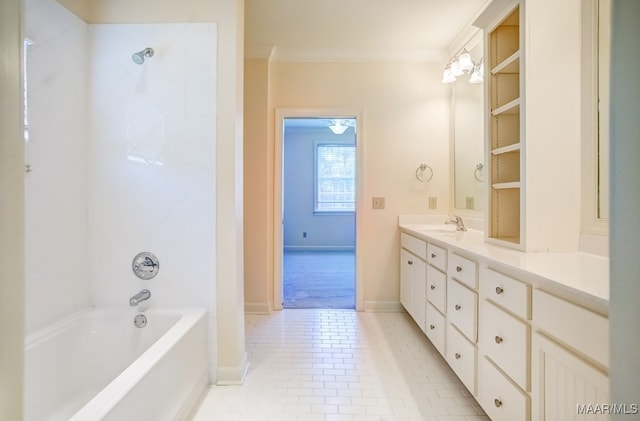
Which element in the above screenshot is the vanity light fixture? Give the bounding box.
[441,49,483,84]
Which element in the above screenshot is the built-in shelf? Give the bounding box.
[484,3,523,250]
[492,182,521,189]
[492,98,520,116]
[491,50,520,74]
[491,143,521,155]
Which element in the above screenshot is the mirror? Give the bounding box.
[453,42,485,211]
[597,0,610,220]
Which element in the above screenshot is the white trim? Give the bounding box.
[581,0,609,236]
[284,246,355,252]
[215,353,249,386]
[244,302,273,315]
[275,108,365,312]
[363,301,405,313]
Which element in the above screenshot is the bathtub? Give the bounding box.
[25,308,208,421]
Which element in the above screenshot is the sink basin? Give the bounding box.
[413,224,458,233]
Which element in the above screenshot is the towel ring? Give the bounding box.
[474,163,485,182]
[415,163,433,183]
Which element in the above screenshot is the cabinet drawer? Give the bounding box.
[426,302,446,356]
[427,243,447,272]
[446,324,477,395]
[401,233,427,260]
[480,267,530,320]
[447,279,478,342]
[478,357,529,421]
[480,301,530,391]
[426,265,447,314]
[532,289,608,368]
[449,253,478,289]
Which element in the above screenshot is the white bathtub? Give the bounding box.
[25,308,208,421]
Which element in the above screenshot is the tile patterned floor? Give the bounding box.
[191,309,489,421]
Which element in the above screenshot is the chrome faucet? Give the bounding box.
[445,215,467,232]
[129,289,151,306]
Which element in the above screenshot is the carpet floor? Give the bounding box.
[283,250,355,309]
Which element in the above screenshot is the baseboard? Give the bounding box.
[364,301,405,312]
[284,245,355,252]
[244,301,273,314]
[215,352,249,386]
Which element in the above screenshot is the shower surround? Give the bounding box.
[25,0,217,383]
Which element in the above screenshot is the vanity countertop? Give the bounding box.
[399,218,609,315]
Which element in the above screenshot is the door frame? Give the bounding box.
[274,108,364,311]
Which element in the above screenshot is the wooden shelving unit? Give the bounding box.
[486,4,523,248]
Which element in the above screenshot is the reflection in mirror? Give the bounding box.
[598,0,610,220]
[453,42,485,211]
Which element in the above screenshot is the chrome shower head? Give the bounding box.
[132,47,154,65]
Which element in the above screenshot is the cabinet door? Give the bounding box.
[531,333,609,421]
[400,249,414,314]
[412,259,427,332]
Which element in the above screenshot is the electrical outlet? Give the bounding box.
[302,232,307,238]
[465,196,475,210]
[372,197,385,209]
[428,196,437,209]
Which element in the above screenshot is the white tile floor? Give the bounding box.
[191,309,489,421]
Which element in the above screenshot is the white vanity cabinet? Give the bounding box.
[398,223,609,421]
[400,233,428,331]
[531,290,609,421]
[478,267,531,421]
[446,252,479,395]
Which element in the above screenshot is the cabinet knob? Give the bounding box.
[408,260,413,265]
[456,266,462,272]
[495,286,504,295]
[429,324,435,330]
[494,398,503,408]
[430,285,436,290]
[455,304,461,311]
[455,353,461,360]
[495,335,503,344]
[431,253,436,258]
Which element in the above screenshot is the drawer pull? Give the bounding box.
[430,285,436,290]
[456,266,462,272]
[495,335,503,344]
[454,304,461,311]
[455,353,461,360]
[495,286,504,295]
[429,324,435,330]
[408,260,413,265]
[494,399,503,408]
[431,253,436,258]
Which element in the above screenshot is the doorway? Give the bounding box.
[274,110,363,310]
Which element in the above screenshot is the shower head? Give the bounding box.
[132,47,154,65]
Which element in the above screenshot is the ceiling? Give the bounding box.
[244,0,489,61]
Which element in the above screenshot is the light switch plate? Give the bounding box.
[428,196,437,209]
[372,197,385,209]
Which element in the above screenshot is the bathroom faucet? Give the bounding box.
[445,215,467,232]
[129,289,151,306]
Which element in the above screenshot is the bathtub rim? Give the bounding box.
[25,306,208,420]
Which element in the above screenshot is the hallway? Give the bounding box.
[191,309,488,420]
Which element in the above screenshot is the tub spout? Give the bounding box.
[130,289,151,306]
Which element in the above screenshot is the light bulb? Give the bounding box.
[441,66,456,83]
[458,49,474,73]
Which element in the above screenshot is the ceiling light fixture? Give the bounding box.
[441,48,483,84]
[328,119,350,135]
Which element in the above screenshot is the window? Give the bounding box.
[315,144,356,212]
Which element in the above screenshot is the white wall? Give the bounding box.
[283,127,356,249]
[24,0,91,334]
[87,23,216,310]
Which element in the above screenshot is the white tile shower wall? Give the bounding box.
[24,0,91,335]
[87,24,217,310]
